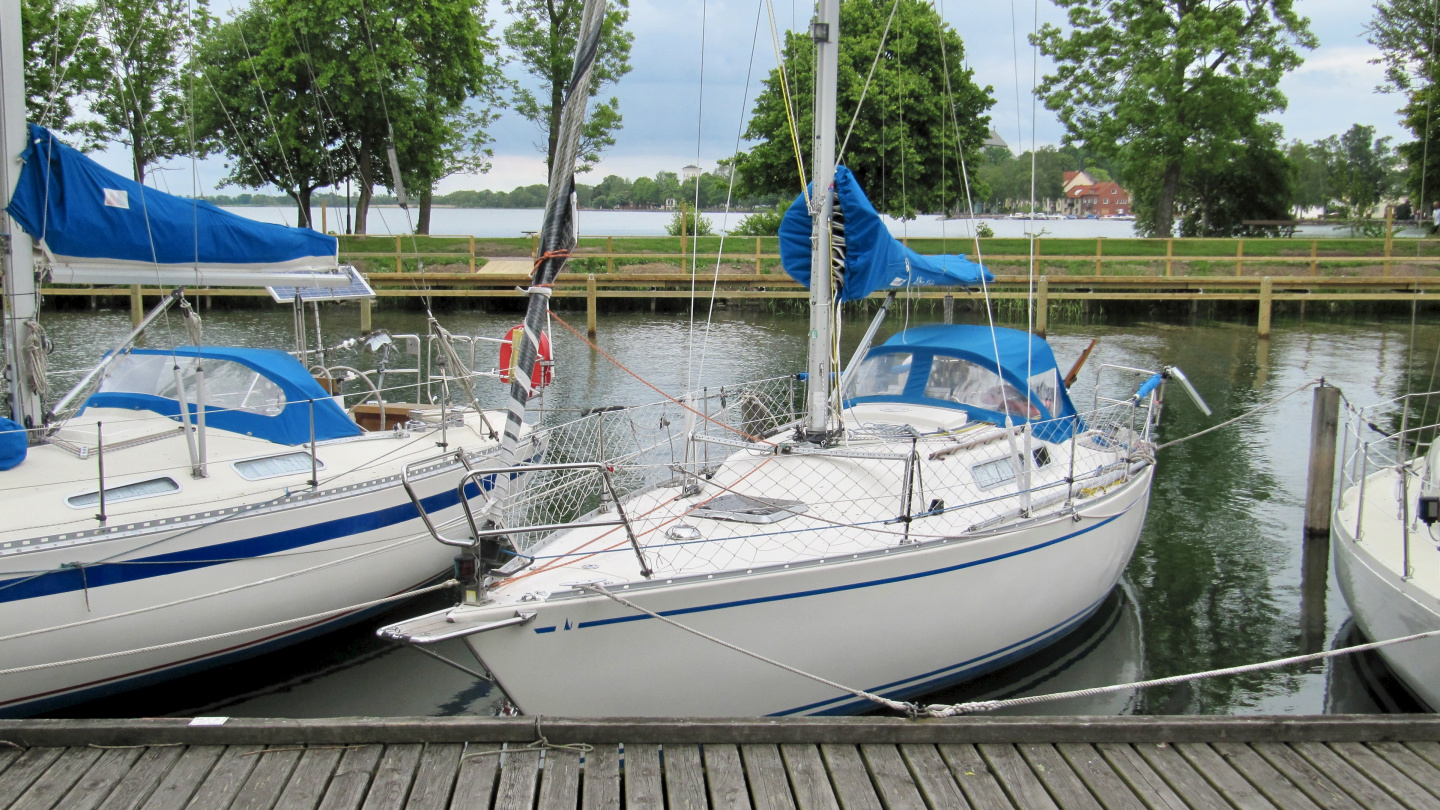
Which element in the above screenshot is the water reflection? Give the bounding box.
[30,305,1435,717]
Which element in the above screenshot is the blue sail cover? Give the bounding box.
[80,347,361,445]
[779,166,993,301]
[5,125,339,285]
[848,324,1080,442]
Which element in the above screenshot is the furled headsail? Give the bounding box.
[5,124,345,287]
[779,165,992,302]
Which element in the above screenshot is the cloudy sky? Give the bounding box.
[118,0,1402,198]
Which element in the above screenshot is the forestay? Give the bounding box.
[5,125,343,287]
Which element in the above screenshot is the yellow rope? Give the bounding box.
[765,0,810,205]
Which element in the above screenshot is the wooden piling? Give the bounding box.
[1235,239,1244,276]
[943,294,954,324]
[395,236,403,273]
[1384,206,1395,276]
[586,274,598,338]
[360,298,372,333]
[607,236,615,274]
[1036,277,1049,337]
[1258,276,1273,338]
[468,236,476,273]
[1094,239,1103,275]
[1165,238,1173,277]
[1305,384,1341,535]
[129,285,142,327]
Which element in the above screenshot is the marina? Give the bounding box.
[2,716,1440,809]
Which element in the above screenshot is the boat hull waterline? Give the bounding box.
[438,469,1150,717]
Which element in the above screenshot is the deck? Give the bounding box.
[2,716,1439,809]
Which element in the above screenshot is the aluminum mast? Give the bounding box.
[0,0,41,434]
[803,0,840,441]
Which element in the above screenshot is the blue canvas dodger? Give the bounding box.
[779,166,993,301]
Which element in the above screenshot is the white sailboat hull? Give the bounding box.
[461,469,1151,717]
[1333,499,1440,711]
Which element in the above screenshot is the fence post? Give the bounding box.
[129,285,143,327]
[531,232,539,258]
[321,203,327,234]
[1165,238,1173,277]
[1094,239,1103,275]
[395,236,402,273]
[606,236,615,274]
[1235,239,1244,277]
[1036,276,1049,337]
[586,273,598,338]
[1304,384,1341,535]
[1384,206,1394,276]
[360,298,372,333]
[1258,276,1273,338]
[680,209,687,257]
[468,236,476,273]
[1310,240,1318,276]
[1032,237,1041,275]
[943,293,954,324]
[755,237,762,275]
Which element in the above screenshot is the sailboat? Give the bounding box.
[1333,394,1440,710]
[0,7,516,714]
[380,0,1208,716]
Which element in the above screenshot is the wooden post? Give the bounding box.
[754,237,762,275]
[1036,276,1049,337]
[360,298,372,333]
[395,236,402,273]
[606,236,615,274]
[1304,384,1341,535]
[1094,239,1103,275]
[1310,240,1318,276]
[129,285,142,327]
[586,273,598,338]
[943,293,954,324]
[1258,276,1273,338]
[1032,238,1041,275]
[321,203,327,234]
[1165,238,1174,277]
[1384,205,1394,276]
[531,232,539,258]
[1235,239,1244,276]
[679,208,687,258]
[468,236,476,273]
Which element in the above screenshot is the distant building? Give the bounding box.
[681,165,702,181]
[1062,175,1130,218]
[983,129,1009,152]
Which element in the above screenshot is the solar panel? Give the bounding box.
[267,265,374,303]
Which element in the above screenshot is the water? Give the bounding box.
[225,206,1414,241]
[32,302,1436,717]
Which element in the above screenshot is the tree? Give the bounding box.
[1173,126,1293,237]
[589,174,631,208]
[1371,1,1440,210]
[21,0,108,148]
[1286,140,1328,216]
[503,0,633,179]
[91,0,213,183]
[738,0,994,218]
[1035,0,1315,236]
[976,146,1072,211]
[1316,124,1401,224]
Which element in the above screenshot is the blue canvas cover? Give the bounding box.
[847,324,1080,441]
[79,347,361,445]
[779,166,993,301]
[5,125,337,278]
[0,418,26,471]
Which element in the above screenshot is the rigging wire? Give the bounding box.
[763,0,810,205]
[685,0,710,395]
[835,0,902,165]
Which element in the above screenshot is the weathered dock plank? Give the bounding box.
[0,717,1433,810]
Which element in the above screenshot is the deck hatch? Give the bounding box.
[233,452,323,480]
[693,493,808,524]
[67,477,179,508]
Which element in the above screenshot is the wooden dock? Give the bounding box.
[2,716,1439,809]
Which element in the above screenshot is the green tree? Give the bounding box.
[976,146,1072,212]
[503,0,633,178]
[590,174,631,208]
[630,175,659,208]
[1286,140,1328,215]
[1035,0,1315,236]
[1370,1,1440,210]
[1173,126,1293,237]
[1315,124,1401,225]
[667,204,713,236]
[22,0,108,148]
[738,0,994,218]
[91,0,213,183]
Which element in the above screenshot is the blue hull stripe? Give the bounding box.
[0,479,488,605]
[562,509,1125,632]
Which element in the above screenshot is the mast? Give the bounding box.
[0,0,42,433]
[803,0,840,440]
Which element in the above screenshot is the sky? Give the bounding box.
[110,0,1406,199]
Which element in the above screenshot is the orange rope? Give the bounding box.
[548,311,779,447]
[532,249,571,275]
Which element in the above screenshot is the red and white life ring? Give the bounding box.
[498,324,553,392]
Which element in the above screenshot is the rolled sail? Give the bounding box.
[779,165,993,302]
[5,124,344,287]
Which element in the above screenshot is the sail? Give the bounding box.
[778,165,993,302]
[5,124,344,287]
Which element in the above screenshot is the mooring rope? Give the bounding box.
[0,580,457,677]
[581,584,1440,718]
[1154,378,1321,451]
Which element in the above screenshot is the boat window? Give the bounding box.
[925,356,1040,418]
[971,457,1016,490]
[233,452,321,481]
[847,352,913,398]
[1029,369,1058,416]
[98,354,286,416]
[67,477,179,508]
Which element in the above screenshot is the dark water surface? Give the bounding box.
[33,301,1436,717]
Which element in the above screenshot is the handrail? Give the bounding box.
[400,449,476,548]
